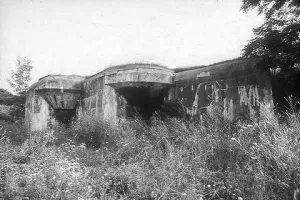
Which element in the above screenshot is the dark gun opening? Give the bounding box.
[54,109,76,126]
[117,86,168,120]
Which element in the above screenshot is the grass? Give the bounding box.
[1,102,300,200]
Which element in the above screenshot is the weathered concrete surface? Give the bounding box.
[29,75,85,110]
[104,63,173,88]
[82,63,173,123]
[170,59,273,121]
[26,75,85,131]
[25,59,273,131]
[25,90,52,131]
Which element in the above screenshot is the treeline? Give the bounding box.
[0,89,25,106]
[0,89,26,122]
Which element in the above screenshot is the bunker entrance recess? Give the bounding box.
[35,89,81,126]
[32,76,85,127]
[103,63,174,120]
[116,86,169,120]
[53,109,76,125]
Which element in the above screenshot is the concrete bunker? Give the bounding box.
[25,59,274,131]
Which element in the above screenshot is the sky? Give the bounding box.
[0,0,264,92]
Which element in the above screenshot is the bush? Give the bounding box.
[52,113,120,149]
[0,131,94,200]
[0,120,28,145]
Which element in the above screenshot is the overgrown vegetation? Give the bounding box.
[241,0,300,111]
[1,102,300,200]
[0,89,25,122]
[0,57,34,122]
[7,57,33,96]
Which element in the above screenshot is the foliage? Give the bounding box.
[0,89,25,107]
[0,105,11,121]
[51,114,118,149]
[1,103,300,199]
[242,19,300,71]
[0,89,25,121]
[3,57,33,122]
[241,0,300,109]
[0,89,26,122]
[7,57,33,96]
[241,0,300,19]
[0,89,14,105]
[0,120,29,145]
[241,0,300,70]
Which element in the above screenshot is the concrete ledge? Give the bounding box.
[28,75,85,110]
[29,75,85,91]
[103,64,174,88]
[36,89,82,109]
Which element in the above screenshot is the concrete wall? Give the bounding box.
[25,90,53,131]
[81,75,118,124]
[26,75,85,131]
[25,59,274,131]
[79,64,174,124]
[169,59,273,121]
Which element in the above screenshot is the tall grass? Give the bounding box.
[1,102,300,199]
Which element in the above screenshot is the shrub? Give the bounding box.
[0,120,28,145]
[0,131,94,200]
[52,113,118,149]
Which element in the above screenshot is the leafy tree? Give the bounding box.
[241,0,300,110]
[5,57,33,121]
[242,0,300,70]
[241,0,300,18]
[8,57,33,95]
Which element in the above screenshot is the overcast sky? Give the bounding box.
[0,0,264,92]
